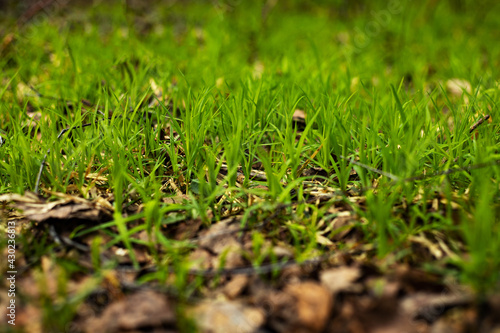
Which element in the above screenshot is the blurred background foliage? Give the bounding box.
[1,0,499,102]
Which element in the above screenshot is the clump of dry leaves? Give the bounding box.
[1,173,500,333]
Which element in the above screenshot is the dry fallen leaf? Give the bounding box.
[223,275,250,299]
[285,282,333,333]
[171,218,202,240]
[394,265,444,293]
[86,290,176,333]
[408,233,443,259]
[292,109,307,130]
[293,109,306,121]
[263,281,333,333]
[320,266,362,295]
[196,218,245,270]
[401,292,473,323]
[14,304,43,333]
[188,300,265,333]
[0,192,113,223]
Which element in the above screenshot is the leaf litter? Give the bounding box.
[3,171,500,332]
[1,86,500,333]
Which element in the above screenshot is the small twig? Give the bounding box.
[402,159,500,183]
[29,84,101,113]
[189,255,324,277]
[296,143,323,178]
[134,253,329,277]
[17,0,60,27]
[29,84,69,102]
[48,224,62,245]
[48,225,90,252]
[469,114,490,133]
[340,155,400,181]
[339,153,500,190]
[440,114,491,165]
[60,234,90,252]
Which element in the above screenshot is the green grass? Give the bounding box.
[1,0,500,330]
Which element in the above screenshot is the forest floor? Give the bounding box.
[1,1,500,332]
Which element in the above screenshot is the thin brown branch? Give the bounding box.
[469,114,490,133]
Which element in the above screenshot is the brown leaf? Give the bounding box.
[188,300,265,333]
[85,290,176,333]
[171,218,202,240]
[293,109,306,121]
[14,304,43,333]
[401,292,473,323]
[320,266,362,294]
[408,234,443,259]
[395,265,444,293]
[266,281,333,333]
[301,167,329,178]
[223,275,249,299]
[430,308,476,333]
[292,109,307,130]
[329,212,357,241]
[188,248,213,270]
[286,282,333,333]
[0,192,113,223]
[329,292,419,333]
[162,193,190,205]
[196,218,245,269]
